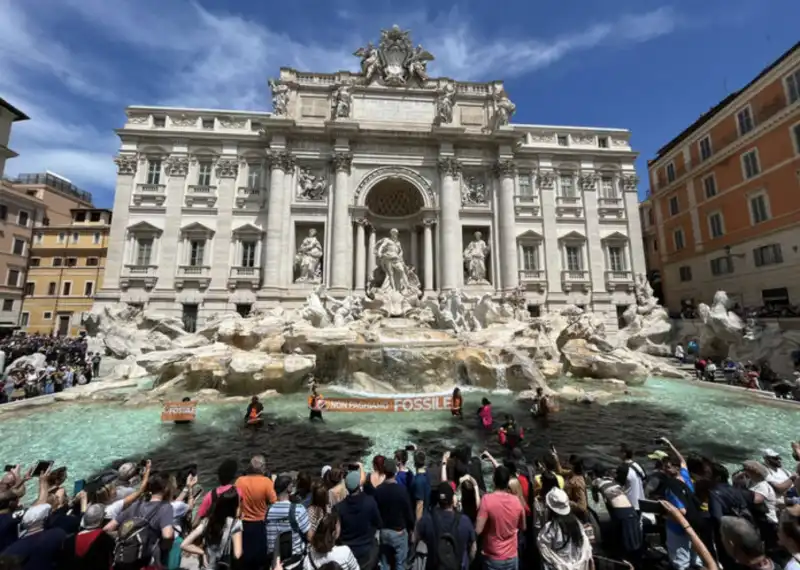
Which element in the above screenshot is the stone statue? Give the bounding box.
[354,26,435,86]
[332,82,353,119]
[463,231,490,285]
[491,84,516,129]
[407,44,434,83]
[269,79,289,116]
[353,42,381,83]
[462,176,487,205]
[294,229,323,283]
[434,82,455,125]
[373,228,410,293]
[297,168,327,201]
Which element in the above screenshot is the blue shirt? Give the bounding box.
[334,493,383,560]
[665,467,694,535]
[415,509,476,570]
[2,528,67,570]
[411,472,432,514]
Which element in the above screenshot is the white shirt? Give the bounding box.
[765,465,792,487]
[304,546,359,570]
[624,466,645,510]
[675,346,684,358]
[105,499,124,521]
[750,480,778,524]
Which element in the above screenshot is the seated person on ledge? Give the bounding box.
[244,396,264,427]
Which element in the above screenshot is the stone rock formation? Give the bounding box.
[616,274,673,356]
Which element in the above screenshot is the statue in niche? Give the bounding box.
[294,228,323,283]
[269,79,289,116]
[462,175,487,205]
[434,82,455,125]
[463,231,490,285]
[298,168,327,201]
[373,228,410,293]
[491,84,516,128]
[332,82,353,119]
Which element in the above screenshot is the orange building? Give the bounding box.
[641,41,800,313]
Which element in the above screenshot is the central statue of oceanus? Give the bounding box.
[365,228,422,317]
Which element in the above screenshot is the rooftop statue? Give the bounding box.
[354,26,434,86]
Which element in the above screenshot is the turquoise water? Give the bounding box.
[0,377,797,491]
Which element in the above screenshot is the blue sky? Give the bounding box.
[1,0,798,208]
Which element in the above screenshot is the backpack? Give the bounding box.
[275,503,307,570]
[432,510,462,570]
[113,501,162,568]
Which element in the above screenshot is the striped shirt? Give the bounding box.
[266,501,310,555]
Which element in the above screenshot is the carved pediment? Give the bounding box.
[517,229,544,241]
[558,230,586,241]
[127,221,163,234]
[232,223,264,236]
[601,231,629,242]
[180,222,215,236]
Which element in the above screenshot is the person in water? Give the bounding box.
[308,386,324,422]
[477,397,493,430]
[174,396,195,425]
[497,414,524,454]
[244,396,264,427]
[451,387,463,419]
[530,387,551,418]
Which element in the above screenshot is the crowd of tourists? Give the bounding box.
[2,427,800,570]
[0,333,101,403]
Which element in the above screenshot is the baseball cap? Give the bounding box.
[274,474,293,495]
[81,504,105,530]
[763,448,781,459]
[647,450,669,460]
[345,470,361,493]
[437,482,455,505]
[383,458,397,476]
[321,465,332,479]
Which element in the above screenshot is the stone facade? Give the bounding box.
[96,27,645,332]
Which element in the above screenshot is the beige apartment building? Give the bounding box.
[0,97,29,179]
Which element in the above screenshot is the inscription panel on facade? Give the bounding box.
[353,95,435,123]
[300,97,329,118]
[460,106,485,126]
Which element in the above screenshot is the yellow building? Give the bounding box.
[22,208,112,335]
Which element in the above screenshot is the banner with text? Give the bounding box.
[320,395,453,413]
[161,401,198,422]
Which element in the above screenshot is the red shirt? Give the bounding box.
[477,491,525,561]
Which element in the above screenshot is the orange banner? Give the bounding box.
[320,395,453,413]
[161,401,198,422]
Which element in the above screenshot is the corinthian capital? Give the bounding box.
[114,154,138,176]
[493,159,515,178]
[621,173,639,192]
[332,152,353,173]
[578,172,598,192]
[215,158,239,178]
[437,157,461,177]
[267,150,295,173]
[164,155,190,177]
[537,170,556,190]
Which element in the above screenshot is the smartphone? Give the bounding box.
[31,460,53,477]
[73,479,85,495]
[3,465,14,473]
[191,485,204,500]
[639,499,664,515]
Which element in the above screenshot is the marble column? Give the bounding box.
[438,157,462,291]
[263,151,289,289]
[156,155,189,290]
[330,152,353,292]
[367,228,376,277]
[102,155,138,292]
[354,219,367,291]
[410,227,418,270]
[423,219,435,292]
[209,158,238,290]
[495,160,519,291]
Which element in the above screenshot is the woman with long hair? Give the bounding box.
[308,480,330,537]
[181,487,243,570]
[364,455,386,495]
[304,512,359,570]
[536,488,593,570]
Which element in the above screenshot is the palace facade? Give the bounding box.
[97,27,646,332]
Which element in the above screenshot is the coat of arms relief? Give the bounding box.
[353,25,434,87]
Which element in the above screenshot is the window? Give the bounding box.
[20,312,29,327]
[71,232,79,243]
[669,196,679,216]
[241,241,257,268]
[47,282,56,296]
[698,136,712,161]
[6,270,19,287]
[653,239,658,252]
[557,135,568,146]
[43,311,52,320]
[197,161,213,186]
[679,266,692,282]
[189,240,205,266]
[749,193,770,224]
[75,211,86,222]
[84,282,94,297]
[236,304,252,317]
[742,150,760,179]
[559,175,576,197]
[146,160,162,185]
[248,164,263,188]
[90,211,101,222]
[607,246,625,271]
[647,209,654,225]
[153,116,166,128]
[42,217,49,226]
[786,68,800,104]
[52,258,63,267]
[2,300,13,312]
[23,282,34,296]
[673,229,685,251]
[598,137,608,148]
[93,232,101,244]
[62,282,72,296]
[86,257,99,267]
[0,205,6,221]
[666,162,676,183]
[793,123,800,155]
[762,287,790,308]
[753,244,783,267]
[710,256,733,276]
[202,118,214,130]
[136,238,154,265]
[703,175,717,199]
[12,238,25,256]
[565,246,582,271]
[600,176,617,198]
[518,174,533,198]
[521,245,539,271]
[58,232,66,243]
[708,212,724,238]
[66,258,77,267]
[34,233,43,244]
[737,106,754,135]
[16,211,29,227]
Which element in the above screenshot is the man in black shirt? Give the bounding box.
[335,470,383,570]
[373,459,414,570]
